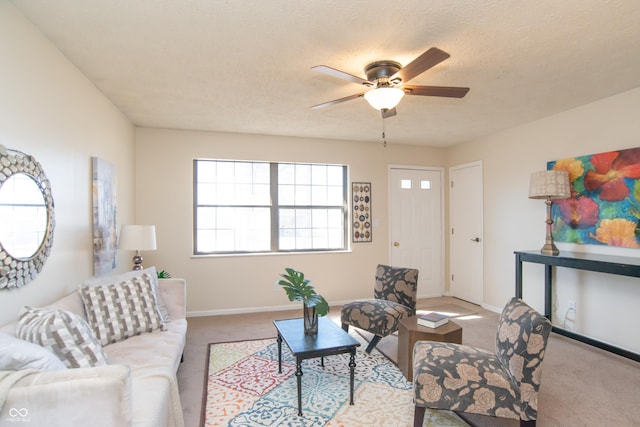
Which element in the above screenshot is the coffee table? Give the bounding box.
[397,316,463,381]
[273,317,360,416]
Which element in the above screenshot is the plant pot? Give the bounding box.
[303,303,318,335]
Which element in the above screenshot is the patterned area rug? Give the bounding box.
[201,332,466,426]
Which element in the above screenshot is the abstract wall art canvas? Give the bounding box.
[92,157,118,275]
[548,147,640,248]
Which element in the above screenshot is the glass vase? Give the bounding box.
[303,303,318,335]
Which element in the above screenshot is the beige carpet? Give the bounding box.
[416,303,478,318]
[177,297,640,427]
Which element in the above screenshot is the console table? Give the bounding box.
[515,250,640,362]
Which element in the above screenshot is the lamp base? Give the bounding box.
[540,243,560,256]
[540,198,560,256]
[132,252,144,271]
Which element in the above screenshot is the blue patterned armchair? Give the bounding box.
[412,297,552,427]
[341,264,418,353]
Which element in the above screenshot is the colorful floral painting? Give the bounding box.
[548,147,640,248]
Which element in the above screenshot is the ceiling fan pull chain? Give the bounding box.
[382,119,387,147]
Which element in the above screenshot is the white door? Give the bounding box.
[389,167,443,298]
[449,161,483,305]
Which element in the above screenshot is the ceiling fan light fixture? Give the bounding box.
[364,87,405,111]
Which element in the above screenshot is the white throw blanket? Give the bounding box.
[131,366,185,427]
[0,370,39,413]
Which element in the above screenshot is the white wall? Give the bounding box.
[135,127,446,315]
[136,89,640,355]
[0,2,135,325]
[4,0,639,355]
[446,86,640,354]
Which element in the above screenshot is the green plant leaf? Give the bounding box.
[277,267,329,316]
[307,295,330,316]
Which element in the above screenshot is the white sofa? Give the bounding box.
[0,273,187,427]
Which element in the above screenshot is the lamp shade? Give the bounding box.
[528,170,571,200]
[363,87,405,110]
[119,225,157,251]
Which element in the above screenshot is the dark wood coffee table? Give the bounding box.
[273,317,360,416]
[397,316,463,381]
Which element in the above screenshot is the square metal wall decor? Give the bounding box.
[352,182,372,242]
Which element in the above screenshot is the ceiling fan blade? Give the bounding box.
[393,47,451,83]
[403,85,470,98]
[310,93,364,109]
[311,65,372,86]
[381,108,397,119]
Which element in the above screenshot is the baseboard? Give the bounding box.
[187,295,502,317]
[187,300,354,318]
[186,298,501,318]
[480,303,502,314]
[416,292,446,299]
[187,305,292,318]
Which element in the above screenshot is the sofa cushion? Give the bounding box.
[80,273,165,346]
[16,307,108,368]
[0,331,68,371]
[104,319,188,374]
[83,266,171,323]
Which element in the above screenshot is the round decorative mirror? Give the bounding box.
[0,145,55,289]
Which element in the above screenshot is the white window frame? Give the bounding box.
[193,159,348,255]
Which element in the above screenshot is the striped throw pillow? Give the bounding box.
[17,307,108,368]
[80,273,165,346]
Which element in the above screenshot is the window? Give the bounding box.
[194,159,347,254]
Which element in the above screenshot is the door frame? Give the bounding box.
[448,160,484,304]
[387,164,446,297]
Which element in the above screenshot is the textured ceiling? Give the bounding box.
[10,0,640,147]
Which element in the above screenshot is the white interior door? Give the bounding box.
[389,167,443,298]
[449,161,483,305]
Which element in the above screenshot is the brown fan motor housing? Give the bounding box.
[364,61,402,86]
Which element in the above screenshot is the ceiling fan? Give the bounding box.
[310,47,469,118]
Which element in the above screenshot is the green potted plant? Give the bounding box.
[157,270,172,279]
[278,267,329,335]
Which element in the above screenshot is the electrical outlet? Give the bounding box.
[568,300,576,312]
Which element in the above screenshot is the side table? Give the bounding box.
[273,317,360,416]
[397,316,463,381]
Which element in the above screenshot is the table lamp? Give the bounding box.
[528,170,570,256]
[119,225,157,270]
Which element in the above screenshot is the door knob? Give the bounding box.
[471,237,480,242]
[393,241,400,247]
